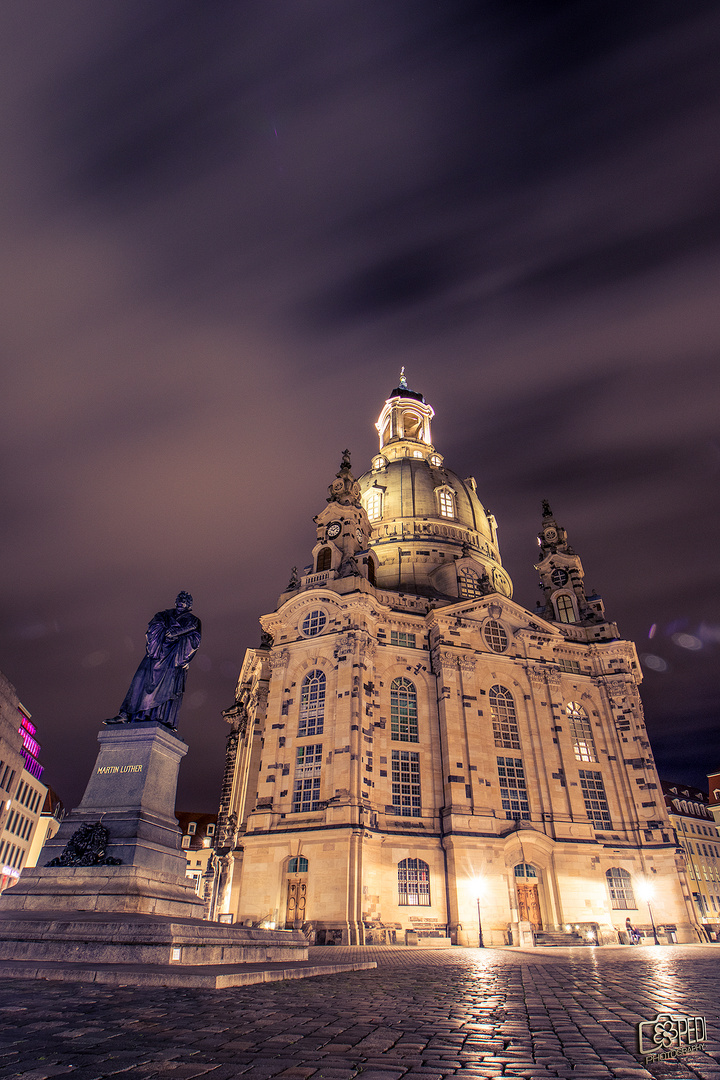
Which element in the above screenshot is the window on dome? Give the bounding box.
[554,593,575,623]
[413,450,423,458]
[366,491,382,521]
[458,568,483,599]
[430,454,442,467]
[438,489,455,518]
[316,547,332,572]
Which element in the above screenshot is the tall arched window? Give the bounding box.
[554,593,575,623]
[566,701,597,762]
[606,867,636,909]
[366,557,376,586]
[316,547,332,572]
[398,858,430,905]
[458,567,483,599]
[402,411,423,440]
[390,677,418,742]
[299,670,325,737]
[490,685,520,750]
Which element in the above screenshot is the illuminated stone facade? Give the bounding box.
[212,378,699,946]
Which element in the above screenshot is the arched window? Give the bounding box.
[299,670,325,737]
[606,867,636,909]
[287,856,308,874]
[438,488,455,518]
[566,702,597,763]
[398,858,430,905]
[554,593,575,623]
[366,491,382,521]
[402,411,422,440]
[458,567,483,599]
[390,677,418,742]
[490,685,520,750]
[316,547,332,572]
[301,610,326,637]
[513,863,537,879]
[366,557,376,586]
[484,619,508,653]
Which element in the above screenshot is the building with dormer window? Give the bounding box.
[210,376,699,946]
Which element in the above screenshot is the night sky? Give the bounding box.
[1,2,719,812]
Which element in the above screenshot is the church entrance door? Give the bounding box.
[517,883,542,931]
[285,880,306,928]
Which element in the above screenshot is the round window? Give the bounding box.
[301,610,327,637]
[551,568,569,588]
[484,619,508,653]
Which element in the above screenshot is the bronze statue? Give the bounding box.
[107,592,201,729]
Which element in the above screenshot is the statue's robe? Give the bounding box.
[119,608,202,727]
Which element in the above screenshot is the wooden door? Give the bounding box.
[285,880,306,928]
[517,883,542,931]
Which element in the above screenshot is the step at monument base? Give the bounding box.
[0,910,308,967]
[0,956,378,989]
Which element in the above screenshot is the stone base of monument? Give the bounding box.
[0,722,376,988]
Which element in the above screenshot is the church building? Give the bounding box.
[211,377,699,946]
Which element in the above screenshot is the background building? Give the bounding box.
[176,811,217,894]
[662,780,720,940]
[211,378,700,946]
[24,787,65,870]
[0,673,47,892]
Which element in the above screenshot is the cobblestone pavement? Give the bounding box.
[0,945,718,1080]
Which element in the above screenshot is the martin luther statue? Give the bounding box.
[107,592,201,729]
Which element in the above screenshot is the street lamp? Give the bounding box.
[636,880,660,945]
[475,878,486,948]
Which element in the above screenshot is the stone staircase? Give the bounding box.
[534,929,590,947]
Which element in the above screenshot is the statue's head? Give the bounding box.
[175,591,193,610]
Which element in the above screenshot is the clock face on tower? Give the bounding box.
[326,521,341,540]
[356,527,364,545]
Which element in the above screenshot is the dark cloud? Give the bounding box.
[0,1,719,808]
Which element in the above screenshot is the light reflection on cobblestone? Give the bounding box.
[0,945,718,1079]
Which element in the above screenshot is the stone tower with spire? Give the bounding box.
[211,377,698,946]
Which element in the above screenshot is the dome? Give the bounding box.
[358,383,512,601]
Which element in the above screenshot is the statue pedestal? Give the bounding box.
[0,723,377,987]
[3,722,203,918]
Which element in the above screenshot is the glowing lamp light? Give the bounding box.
[636,879,661,945]
[636,881,654,903]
